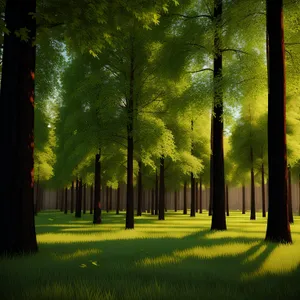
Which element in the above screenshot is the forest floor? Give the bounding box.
[1,211,300,300]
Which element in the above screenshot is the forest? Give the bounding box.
[0,0,300,299]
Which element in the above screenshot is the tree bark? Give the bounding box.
[64,188,68,214]
[242,184,246,214]
[155,170,159,215]
[183,181,187,214]
[109,187,113,211]
[137,160,142,216]
[125,41,135,229]
[56,190,59,210]
[60,188,64,212]
[75,179,82,218]
[71,181,74,213]
[287,167,294,223]
[174,190,178,212]
[195,181,198,212]
[261,163,266,217]
[116,184,120,215]
[211,0,226,230]
[265,0,292,243]
[90,184,93,214]
[209,114,213,217]
[190,173,196,217]
[93,152,101,224]
[250,146,256,220]
[0,0,38,256]
[83,183,86,214]
[106,186,109,213]
[151,188,155,215]
[199,176,203,213]
[159,155,165,220]
[225,184,229,216]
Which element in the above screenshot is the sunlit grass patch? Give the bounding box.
[52,248,101,261]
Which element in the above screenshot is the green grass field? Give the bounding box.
[1,211,300,300]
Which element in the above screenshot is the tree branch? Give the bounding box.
[285,42,300,46]
[171,13,212,20]
[188,67,213,74]
[220,48,250,55]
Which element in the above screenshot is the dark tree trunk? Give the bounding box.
[242,184,246,214]
[199,176,203,213]
[155,170,159,215]
[71,181,74,213]
[90,185,93,214]
[151,188,155,215]
[183,182,187,214]
[147,190,151,213]
[35,177,40,215]
[287,167,294,223]
[60,188,64,212]
[209,114,213,217]
[137,160,142,216]
[116,184,120,215]
[159,156,165,220]
[250,146,256,220]
[64,188,68,214]
[106,186,109,213]
[174,190,178,212]
[83,183,86,214]
[0,0,38,256]
[195,182,198,212]
[125,43,135,229]
[93,152,101,224]
[261,163,266,217]
[109,187,113,211]
[225,185,229,216]
[190,173,196,217]
[265,0,292,243]
[56,190,59,210]
[211,0,226,231]
[75,179,82,218]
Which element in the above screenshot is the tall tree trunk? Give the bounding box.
[93,152,101,224]
[242,184,246,214]
[56,190,59,210]
[90,184,93,214]
[64,188,68,214]
[225,184,229,216]
[125,41,135,229]
[190,173,196,217]
[60,188,64,212]
[250,146,256,220]
[0,0,38,255]
[265,0,292,243]
[75,179,82,218]
[287,167,294,223]
[209,113,214,217]
[155,170,159,215]
[71,181,74,213]
[109,187,113,211]
[211,0,226,231]
[35,177,40,216]
[159,156,165,220]
[116,184,120,215]
[174,190,178,212]
[151,188,155,215]
[183,182,187,214]
[137,160,142,216]
[83,183,86,214]
[261,163,266,217]
[195,182,198,212]
[199,176,203,213]
[106,186,109,213]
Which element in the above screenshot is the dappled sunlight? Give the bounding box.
[52,248,101,261]
[136,242,259,267]
[242,244,268,264]
[209,230,264,239]
[241,243,300,280]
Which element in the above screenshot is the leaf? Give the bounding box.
[48,218,54,221]
[79,264,87,268]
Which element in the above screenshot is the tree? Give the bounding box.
[265,0,292,244]
[0,0,38,255]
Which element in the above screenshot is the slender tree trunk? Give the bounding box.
[183,182,187,214]
[190,173,196,217]
[265,0,292,243]
[64,188,68,214]
[250,146,256,220]
[75,179,82,218]
[137,160,142,216]
[287,167,294,223]
[151,188,155,215]
[159,155,165,220]
[261,163,266,217]
[116,184,120,215]
[209,113,213,217]
[126,44,135,229]
[242,184,246,214]
[90,185,93,214]
[174,190,178,212]
[71,181,74,213]
[35,177,40,216]
[155,170,159,215]
[0,0,38,255]
[56,190,59,210]
[199,176,203,213]
[195,182,198,212]
[109,187,113,211]
[60,188,64,212]
[225,184,229,216]
[106,186,109,213]
[211,0,226,231]
[93,152,101,224]
[83,183,86,214]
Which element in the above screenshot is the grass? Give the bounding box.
[1,210,300,300]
